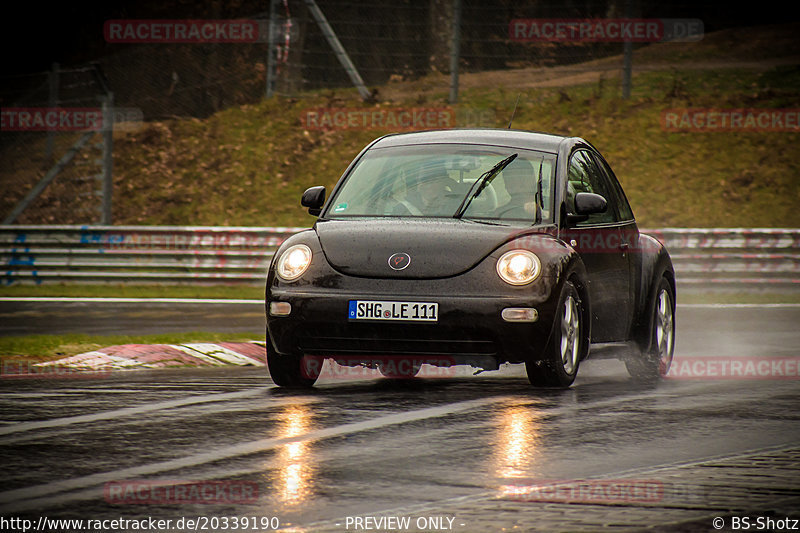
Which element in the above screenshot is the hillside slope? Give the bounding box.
[2,23,798,228]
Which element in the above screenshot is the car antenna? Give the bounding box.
[507,93,521,129]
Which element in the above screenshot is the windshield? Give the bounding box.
[324,144,555,225]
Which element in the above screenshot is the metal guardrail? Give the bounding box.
[1,225,798,288]
[0,225,303,285]
[645,228,800,289]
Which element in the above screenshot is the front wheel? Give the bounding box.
[526,280,583,388]
[625,277,675,381]
[266,329,318,388]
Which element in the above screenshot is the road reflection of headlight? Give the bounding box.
[277,244,312,281]
[276,405,314,505]
[494,405,540,480]
[497,250,541,285]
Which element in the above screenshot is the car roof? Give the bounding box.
[370,128,571,154]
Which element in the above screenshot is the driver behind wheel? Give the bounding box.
[404,172,459,216]
[493,159,537,219]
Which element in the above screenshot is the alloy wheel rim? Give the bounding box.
[656,289,674,374]
[560,295,580,375]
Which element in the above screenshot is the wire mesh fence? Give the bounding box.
[0,67,112,225]
[0,0,745,225]
[4,1,680,119]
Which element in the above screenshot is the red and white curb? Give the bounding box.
[34,342,266,372]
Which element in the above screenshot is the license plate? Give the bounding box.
[348,300,438,322]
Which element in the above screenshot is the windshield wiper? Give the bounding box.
[453,153,518,219]
[460,217,506,226]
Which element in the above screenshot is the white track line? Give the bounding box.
[678,303,800,308]
[0,297,262,304]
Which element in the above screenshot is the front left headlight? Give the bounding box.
[276,244,312,281]
[496,250,541,286]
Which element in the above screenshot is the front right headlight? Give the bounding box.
[276,244,312,281]
[496,250,541,286]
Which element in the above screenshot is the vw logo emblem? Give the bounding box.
[388,253,411,271]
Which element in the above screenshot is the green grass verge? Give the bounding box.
[0,331,265,362]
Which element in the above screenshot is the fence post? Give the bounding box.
[622,0,633,99]
[266,0,279,98]
[45,63,59,162]
[449,0,462,104]
[101,94,114,225]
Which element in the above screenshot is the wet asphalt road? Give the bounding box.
[0,301,799,531]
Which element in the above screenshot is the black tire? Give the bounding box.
[266,329,318,388]
[625,277,675,381]
[526,280,583,388]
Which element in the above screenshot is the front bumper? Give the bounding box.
[267,288,558,364]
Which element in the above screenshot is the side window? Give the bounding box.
[593,153,634,222]
[567,150,618,225]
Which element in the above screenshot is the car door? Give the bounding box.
[563,149,632,342]
[591,151,639,340]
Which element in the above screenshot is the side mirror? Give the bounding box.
[301,186,326,216]
[574,192,607,215]
[565,192,607,226]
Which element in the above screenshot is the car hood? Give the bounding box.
[315,218,544,278]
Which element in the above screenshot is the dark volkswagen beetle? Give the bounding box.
[265,129,675,388]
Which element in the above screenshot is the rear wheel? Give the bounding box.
[625,277,675,381]
[266,330,318,388]
[526,280,583,388]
